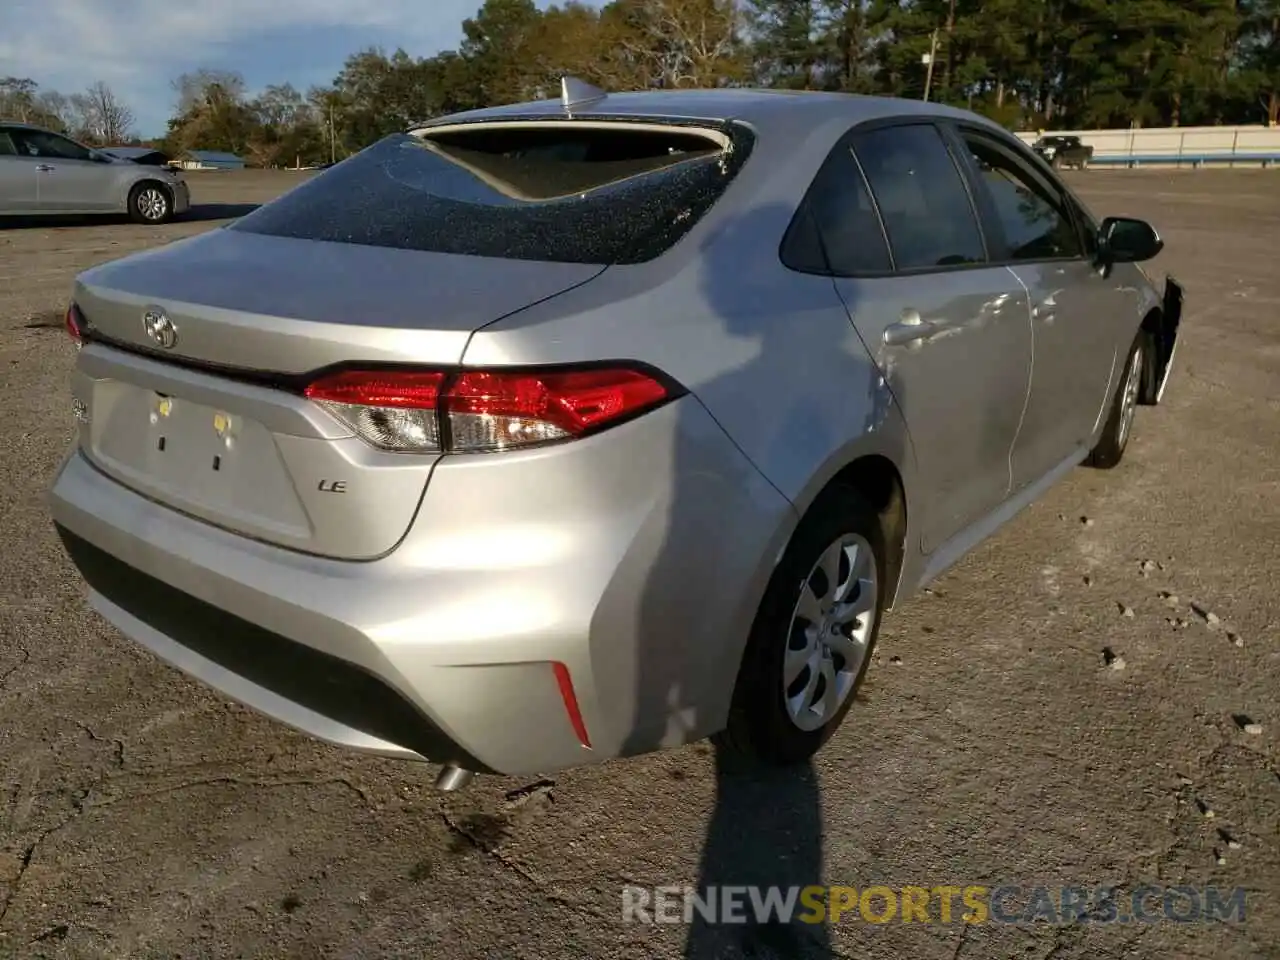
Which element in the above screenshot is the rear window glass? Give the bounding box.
[230,121,755,265]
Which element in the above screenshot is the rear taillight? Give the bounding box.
[304,370,445,452]
[65,303,84,346]
[303,364,677,454]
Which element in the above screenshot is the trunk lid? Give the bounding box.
[72,229,604,560]
[74,227,605,374]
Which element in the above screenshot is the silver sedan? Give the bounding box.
[48,82,1181,789]
[0,122,190,223]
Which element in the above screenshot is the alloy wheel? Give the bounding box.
[137,187,169,221]
[783,533,879,732]
[1118,342,1143,448]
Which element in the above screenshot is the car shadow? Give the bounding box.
[619,198,911,959]
[182,202,262,223]
[0,202,259,230]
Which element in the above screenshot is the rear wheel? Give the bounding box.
[713,487,886,766]
[128,181,173,224]
[1086,333,1145,469]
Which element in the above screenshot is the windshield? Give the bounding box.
[230,120,755,265]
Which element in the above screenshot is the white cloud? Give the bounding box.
[0,0,521,132]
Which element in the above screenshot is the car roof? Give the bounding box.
[104,146,164,157]
[0,121,57,133]
[187,150,245,162]
[415,87,1002,137]
[409,88,1033,258]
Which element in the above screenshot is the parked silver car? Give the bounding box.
[48,82,1182,789]
[0,122,190,223]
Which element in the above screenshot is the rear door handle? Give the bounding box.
[883,309,936,346]
[35,164,55,172]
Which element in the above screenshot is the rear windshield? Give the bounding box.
[230,120,755,265]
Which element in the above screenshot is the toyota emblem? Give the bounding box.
[142,308,178,349]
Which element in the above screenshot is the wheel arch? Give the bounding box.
[796,453,910,611]
[711,450,911,764]
[126,176,175,211]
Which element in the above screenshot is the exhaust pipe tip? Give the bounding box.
[435,764,475,792]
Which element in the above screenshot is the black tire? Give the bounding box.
[713,486,887,767]
[127,181,174,224]
[1086,332,1146,469]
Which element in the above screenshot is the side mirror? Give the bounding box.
[1098,216,1164,264]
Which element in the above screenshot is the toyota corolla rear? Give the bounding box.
[48,115,795,778]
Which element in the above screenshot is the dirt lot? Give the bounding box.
[1,169,1277,959]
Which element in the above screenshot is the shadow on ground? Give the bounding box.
[684,754,832,959]
[0,202,260,230]
[181,202,261,222]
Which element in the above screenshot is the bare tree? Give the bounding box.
[251,83,311,129]
[616,0,747,89]
[171,69,247,114]
[35,90,72,130]
[0,76,39,121]
[69,81,136,143]
[0,77,78,131]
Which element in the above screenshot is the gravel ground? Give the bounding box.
[1,169,1277,960]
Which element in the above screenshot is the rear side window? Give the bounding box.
[230,122,754,265]
[798,146,892,275]
[11,129,93,161]
[852,124,986,270]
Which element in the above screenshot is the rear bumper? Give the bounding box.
[49,397,794,776]
[55,523,493,769]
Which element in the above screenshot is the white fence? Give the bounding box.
[1014,125,1280,167]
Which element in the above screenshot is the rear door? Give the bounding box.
[0,127,38,212]
[11,129,118,212]
[947,123,1119,492]
[819,121,1033,553]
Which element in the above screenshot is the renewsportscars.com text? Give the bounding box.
[622,884,1248,926]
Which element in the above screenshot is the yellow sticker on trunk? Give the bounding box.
[213,412,230,436]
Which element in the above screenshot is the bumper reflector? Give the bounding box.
[552,662,592,748]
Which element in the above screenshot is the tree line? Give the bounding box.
[4,0,1278,168]
[0,77,137,144]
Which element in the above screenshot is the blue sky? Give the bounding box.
[0,0,552,137]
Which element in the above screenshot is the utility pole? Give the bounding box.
[329,103,336,165]
[922,29,939,102]
[941,0,956,95]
